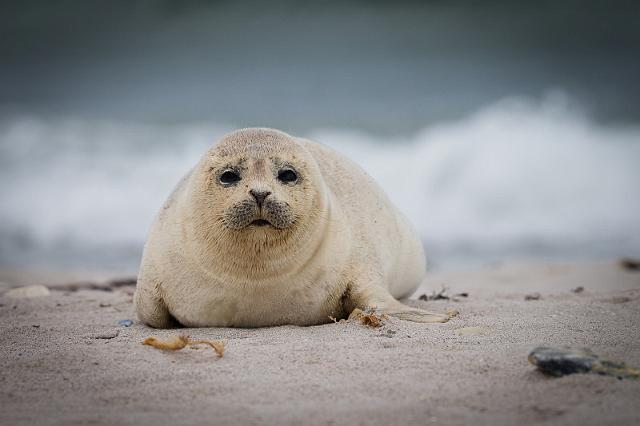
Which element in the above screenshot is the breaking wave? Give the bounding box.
[1,94,639,270]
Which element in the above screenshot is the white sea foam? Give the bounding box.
[1,94,639,270]
[315,94,640,263]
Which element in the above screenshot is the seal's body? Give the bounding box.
[135,128,451,327]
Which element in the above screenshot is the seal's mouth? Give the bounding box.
[225,198,294,230]
[250,219,271,227]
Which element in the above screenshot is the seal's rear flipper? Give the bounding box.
[348,282,457,324]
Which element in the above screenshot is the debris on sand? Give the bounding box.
[349,308,387,328]
[619,257,640,271]
[525,292,542,301]
[54,277,137,292]
[108,278,137,287]
[117,319,133,327]
[87,330,120,340]
[528,347,639,379]
[143,335,188,350]
[570,286,584,293]
[446,308,460,318]
[143,335,224,358]
[419,287,449,301]
[381,329,397,338]
[418,286,469,302]
[600,296,632,304]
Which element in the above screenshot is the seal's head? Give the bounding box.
[188,128,329,271]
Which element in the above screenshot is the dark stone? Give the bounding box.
[529,346,640,379]
[528,347,596,376]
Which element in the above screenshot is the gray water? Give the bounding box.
[2,0,639,130]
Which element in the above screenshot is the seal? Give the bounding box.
[134,128,453,328]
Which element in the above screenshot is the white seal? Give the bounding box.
[135,128,452,327]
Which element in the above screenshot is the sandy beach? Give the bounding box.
[1,260,639,426]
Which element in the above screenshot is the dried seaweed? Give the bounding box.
[143,334,224,357]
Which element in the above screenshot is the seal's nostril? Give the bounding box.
[249,189,271,206]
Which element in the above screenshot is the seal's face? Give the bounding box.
[198,129,324,236]
[214,157,300,230]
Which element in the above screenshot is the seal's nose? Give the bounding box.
[249,189,271,207]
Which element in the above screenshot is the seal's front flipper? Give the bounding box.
[134,279,180,329]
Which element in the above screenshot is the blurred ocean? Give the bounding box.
[1,93,639,272]
[1,1,639,271]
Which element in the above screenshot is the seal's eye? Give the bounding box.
[219,170,241,185]
[277,169,298,183]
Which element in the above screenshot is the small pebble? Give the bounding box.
[118,319,133,327]
[381,329,397,338]
[571,286,584,293]
[99,302,111,308]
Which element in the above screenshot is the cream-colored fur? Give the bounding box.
[135,128,452,328]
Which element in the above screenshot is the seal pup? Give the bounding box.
[135,128,453,327]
